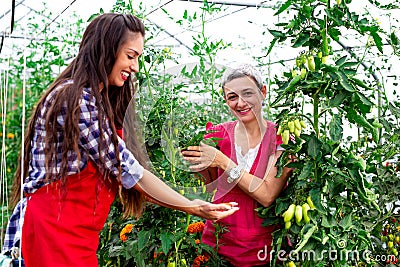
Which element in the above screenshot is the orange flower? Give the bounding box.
[120,235,127,242]
[187,221,205,234]
[119,223,134,242]
[195,239,201,245]
[7,133,14,139]
[192,254,209,267]
[125,224,133,232]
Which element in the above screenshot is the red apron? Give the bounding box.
[202,121,280,266]
[22,161,117,267]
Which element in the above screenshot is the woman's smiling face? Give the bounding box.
[223,76,266,123]
[108,32,144,87]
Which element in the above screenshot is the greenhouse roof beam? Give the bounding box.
[0,0,19,34]
[146,0,174,16]
[0,0,21,21]
[177,0,269,8]
[147,18,194,53]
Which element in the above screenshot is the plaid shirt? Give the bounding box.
[2,83,144,252]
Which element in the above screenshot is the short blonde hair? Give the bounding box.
[221,64,263,90]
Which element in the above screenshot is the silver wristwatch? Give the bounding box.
[227,165,243,183]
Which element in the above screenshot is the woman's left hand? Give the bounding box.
[181,142,226,172]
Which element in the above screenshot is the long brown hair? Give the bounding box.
[10,13,148,218]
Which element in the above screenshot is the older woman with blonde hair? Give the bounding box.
[182,64,293,267]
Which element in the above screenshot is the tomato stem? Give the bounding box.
[313,93,320,137]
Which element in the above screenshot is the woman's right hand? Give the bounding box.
[189,199,239,222]
[135,170,238,220]
[181,142,229,172]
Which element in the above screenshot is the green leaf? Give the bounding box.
[322,215,337,228]
[275,199,290,215]
[261,216,281,227]
[371,29,383,53]
[268,29,286,38]
[390,31,399,46]
[339,215,353,231]
[335,55,347,67]
[286,75,302,92]
[266,37,278,56]
[388,102,400,116]
[310,188,326,213]
[274,0,292,16]
[292,32,310,48]
[337,71,356,92]
[329,114,343,142]
[328,27,341,41]
[355,92,374,107]
[329,93,347,107]
[160,232,174,254]
[298,161,313,180]
[343,68,357,76]
[341,61,359,68]
[136,231,150,252]
[294,224,318,253]
[347,109,372,129]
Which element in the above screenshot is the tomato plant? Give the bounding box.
[256,0,400,266]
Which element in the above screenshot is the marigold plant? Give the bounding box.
[187,221,205,234]
[192,253,210,267]
[119,223,134,242]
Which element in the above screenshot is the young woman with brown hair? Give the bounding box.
[2,13,237,267]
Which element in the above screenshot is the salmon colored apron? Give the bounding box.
[202,121,280,267]
[22,160,117,267]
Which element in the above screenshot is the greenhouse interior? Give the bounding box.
[0,0,399,266]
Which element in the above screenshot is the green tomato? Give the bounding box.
[294,128,301,137]
[284,204,296,222]
[389,234,395,241]
[180,258,187,266]
[277,125,284,135]
[282,130,290,145]
[307,56,316,71]
[307,196,316,209]
[392,248,398,256]
[288,121,295,133]
[295,205,303,225]
[294,119,302,130]
[302,203,311,223]
[300,68,307,79]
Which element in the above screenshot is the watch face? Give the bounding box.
[228,166,242,183]
[230,168,241,179]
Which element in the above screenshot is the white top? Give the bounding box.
[235,143,284,172]
[235,143,261,172]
